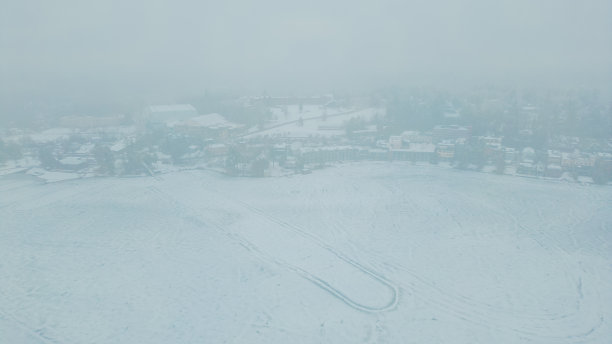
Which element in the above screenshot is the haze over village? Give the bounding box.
[1,1,611,343]
[1,89,612,184]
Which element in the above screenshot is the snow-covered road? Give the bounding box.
[1,163,611,343]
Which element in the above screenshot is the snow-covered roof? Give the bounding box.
[110,141,128,152]
[75,143,95,154]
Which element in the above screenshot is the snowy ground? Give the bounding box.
[244,106,383,138]
[1,163,611,343]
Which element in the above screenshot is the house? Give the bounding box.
[388,136,403,149]
[436,142,455,159]
[480,136,503,161]
[521,147,536,163]
[561,152,574,169]
[547,150,562,166]
[561,151,596,174]
[504,148,517,163]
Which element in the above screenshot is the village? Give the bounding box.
[1,93,611,184]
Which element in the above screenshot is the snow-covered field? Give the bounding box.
[1,163,611,343]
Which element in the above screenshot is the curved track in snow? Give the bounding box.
[2,165,610,343]
[146,183,399,313]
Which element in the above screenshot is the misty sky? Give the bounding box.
[1,0,611,98]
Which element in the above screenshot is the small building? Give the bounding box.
[561,151,596,174]
[388,136,403,149]
[480,136,503,161]
[504,148,517,163]
[521,147,536,163]
[436,142,455,159]
[574,153,596,169]
[547,150,562,166]
[561,152,574,169]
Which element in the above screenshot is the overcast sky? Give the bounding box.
[1,0,611,99]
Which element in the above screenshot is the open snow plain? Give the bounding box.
[1,162,611,343]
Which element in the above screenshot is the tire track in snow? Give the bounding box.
[146,183,399,313]
[0,291,62,344]
[382,257,605,342]
[368,176,606,341]
[230,197,399,311]
[151,172,608,341]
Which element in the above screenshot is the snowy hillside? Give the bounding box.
[1,163,611,343]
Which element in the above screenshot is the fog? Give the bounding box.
[2,2,612,343]
[2,0,611,99]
